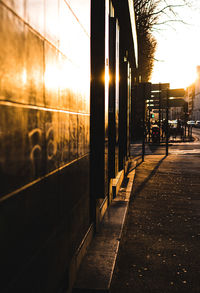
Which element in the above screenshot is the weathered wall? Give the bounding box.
[0,0,90,292]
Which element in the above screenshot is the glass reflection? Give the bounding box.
[44,64,59,92]
[44,43,59,107]
[59,0,72,58]
[26,0,45,35]
[2,0,25,18]
[65,0,90,35]
[25,27,44,106]
[22,69,27,85]
[45,0,59,46]
[0,6,25,102]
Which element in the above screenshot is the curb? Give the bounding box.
[72,160,137,292]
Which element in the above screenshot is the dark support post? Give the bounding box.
[119,48,128,170]
[148,108,150,142]
[166,89,169,156]
[90,0,106,227]
[161,109,164,140]
[159,83,161,143]
[108,17,116,182]
[184,124,186,139]
[142,83,145,162]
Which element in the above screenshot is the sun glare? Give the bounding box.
[44,65,59,91]
[151,1,200,90]
[151,62,198,89]
[22,69,27,85]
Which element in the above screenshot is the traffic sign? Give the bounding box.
[168,88,185,97]
[150,91,167,99]
[151,83,170,91]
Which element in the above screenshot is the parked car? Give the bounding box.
[187,120,195,127]
[151,125,160,143]
[169,120,177,128]
[195,120,200,128]
[169,119,183,137]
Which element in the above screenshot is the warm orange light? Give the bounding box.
[44,64,59,90]
[105,68,110,85]
[44,57,90,104]
[22,69,27,85]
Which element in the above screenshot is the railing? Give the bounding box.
[163,125,193,142]
[145,124,193,143]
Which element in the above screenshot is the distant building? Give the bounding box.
[193,66,200,120]
[185,83,195,119]
[187,66,200,120]
[169,106,183,120]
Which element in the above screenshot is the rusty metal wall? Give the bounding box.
[0,0,90,292]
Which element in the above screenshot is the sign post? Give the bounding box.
[166,89,169,156]
[142,83,146,162]
[138,82,151,162]
[150,84,185,156]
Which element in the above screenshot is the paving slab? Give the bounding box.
[110,154,200,293]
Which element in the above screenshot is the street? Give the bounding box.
[131,127,200,157]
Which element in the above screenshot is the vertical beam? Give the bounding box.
[159,83,161,143]
[90,0,106,223]
[118,45,128,171]
[142,83,145,162]
[108,17,116,180]
[104,0,109,201]
[127,63,131,158]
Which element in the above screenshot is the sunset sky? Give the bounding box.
[151,0,200,89]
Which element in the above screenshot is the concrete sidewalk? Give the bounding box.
[110,154,200,293]
[72,160,137,292]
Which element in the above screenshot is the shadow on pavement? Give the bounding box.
[131,155,167,198]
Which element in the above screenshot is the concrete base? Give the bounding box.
[111,169,124,199]
[67,224,94,293]
[96,197,108,231]
[72,160,136,292]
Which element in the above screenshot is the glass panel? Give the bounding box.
[25,26,44,106]
[0,105,46,196]
[58,53,78,112]
[58,111,70,166]
[69,114,78,160]
[45,0,59,47]
[44,110,59,172]
[59,1,90,114]
[0,6,25,103]
[59,0,73,59]
[1,0,25,19]
[26,0,45,36]
[65,0,90,35]
[59,0,90,64]
[85,115,90,153]
[44,42,59,108]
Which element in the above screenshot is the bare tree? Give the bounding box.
[134,0,192,82]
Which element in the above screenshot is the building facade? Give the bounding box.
[193,66,200,120]
[186,66,200,120]
[0,0,137,292]
[185,83,195,119]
